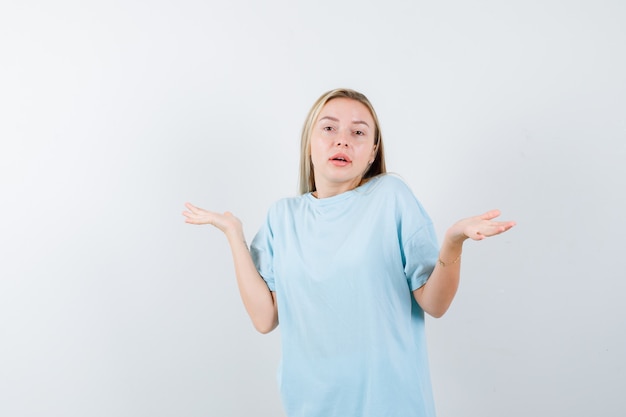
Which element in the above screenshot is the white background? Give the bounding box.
[1,1,625,416]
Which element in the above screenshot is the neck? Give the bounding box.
[313,178,365,199]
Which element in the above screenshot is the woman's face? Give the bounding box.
[310,98,377,197]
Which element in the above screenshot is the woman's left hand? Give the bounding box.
[447,209,516,243]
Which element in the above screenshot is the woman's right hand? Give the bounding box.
[183,203,277,333]
[183,202,243,238]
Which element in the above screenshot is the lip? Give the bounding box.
[329,153,352,163]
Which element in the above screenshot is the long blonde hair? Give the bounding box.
[298,88,386,194]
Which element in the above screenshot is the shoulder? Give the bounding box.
[266,194,307,218]
[367,174,432,220]
[363,173,416,199]
[379,173,412,191]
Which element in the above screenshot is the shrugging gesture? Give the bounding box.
[183,202,278,334]
[183,203,243,239]
[448,209,516,243]
[414,209,515,318]
[184,88,518,417]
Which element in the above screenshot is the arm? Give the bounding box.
[413,209,515,318]
[183,203,278,334]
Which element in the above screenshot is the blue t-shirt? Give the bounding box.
[250,174,440,417]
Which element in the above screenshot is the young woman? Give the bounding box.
[183,88,515,417]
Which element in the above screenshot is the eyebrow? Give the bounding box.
[318,116,370,127]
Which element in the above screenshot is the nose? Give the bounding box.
[335,130,350,147]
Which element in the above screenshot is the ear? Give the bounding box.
[369,143,378,164]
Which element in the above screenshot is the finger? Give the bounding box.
[185,202,198,213]
[480,209,501,221]
[490,221,515,230]
[500,221,516,232]
[481,222,515,237]
[182,210,199,221]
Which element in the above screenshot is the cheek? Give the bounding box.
[370,146,378,160]
[357,143,377,160]
[309,137,325,161]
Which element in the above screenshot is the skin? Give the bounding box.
[309,98,378,198]
[184,204,279,333]
[414,209,515,318]
[182,98,516,331]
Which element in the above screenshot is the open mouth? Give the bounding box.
[330,153,352,163]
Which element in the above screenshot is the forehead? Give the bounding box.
[318,98,374,123]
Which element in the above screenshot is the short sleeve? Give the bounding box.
[386,176,439,291]
[403,224,439,291]
[250,210,276,292]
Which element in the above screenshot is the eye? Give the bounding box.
[355,130,365,136]
[323,126,334,132]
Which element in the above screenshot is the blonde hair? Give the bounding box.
[298,88,386,194]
